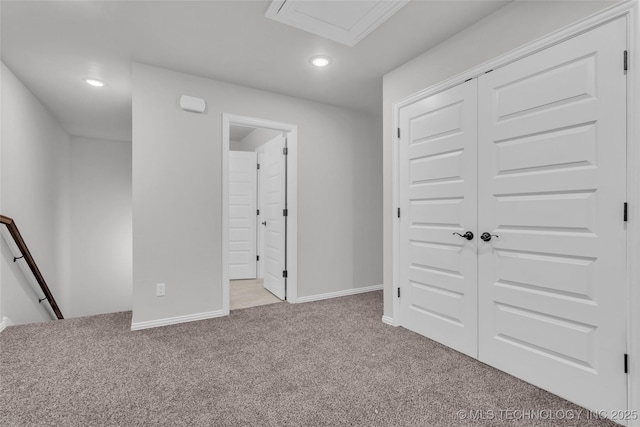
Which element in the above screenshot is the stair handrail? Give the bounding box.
[0,215,64,319]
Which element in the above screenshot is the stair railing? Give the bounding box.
[0,215,64,319]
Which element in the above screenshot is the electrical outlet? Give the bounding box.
[156,283,166,297]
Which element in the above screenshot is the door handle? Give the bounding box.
[262,221,267,226]
[480,232,499,242]
[453,231,474,241]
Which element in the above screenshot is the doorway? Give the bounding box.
[222,114,298,314]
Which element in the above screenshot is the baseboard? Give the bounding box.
[131,310,225,331]
[0,317,13,332]
[382,315,397,327]
[294,284,383,304]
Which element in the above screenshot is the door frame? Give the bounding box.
[222,113,299,312]
[256,147,265,280]
[391,1,639,421]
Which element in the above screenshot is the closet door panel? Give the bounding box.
[398,79,478,358]
[477,18,627,412]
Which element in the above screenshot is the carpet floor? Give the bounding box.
[0,291,615,426]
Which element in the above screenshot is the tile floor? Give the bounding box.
[230,278,282,310]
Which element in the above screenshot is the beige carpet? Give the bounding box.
[230,278,281,310]
[0,291,615,426]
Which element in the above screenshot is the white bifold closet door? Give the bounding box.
[398,17,627,413]
[229,151,258,280]
[477,18,627,411]
[398,79,478,358]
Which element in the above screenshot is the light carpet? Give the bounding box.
[0,291,615,426]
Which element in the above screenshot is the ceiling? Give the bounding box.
[0,1,511,142]
[265,0,408,47]
[230,125,256,142]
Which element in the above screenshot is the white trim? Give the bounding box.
[391,0,638,419]
[0,317,12,332]
[222,114,298,311]
[265,0,408,47]
[381,315,397,327]
[256,147,266,280]
[286,127,299,304]
[391,87,401,330]
[392,1,635,112]
[131,310,224,331]
[294,285,382,304]
[222,117,230,315]
[626,2,640,422]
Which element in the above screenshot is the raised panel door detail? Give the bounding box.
[262,135,286,300]
[477,18,627,412]
[399,80,478,358]
[229,151,258,280]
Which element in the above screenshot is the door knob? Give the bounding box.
[480,232,499,242]
[262,221,267,226]
[453,231,474,240]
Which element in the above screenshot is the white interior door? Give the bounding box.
[229,151,257,280]
[262,134,286,300]
[398,79,478,358]
[477,18,627,411]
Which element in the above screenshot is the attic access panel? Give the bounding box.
[265,0,408,47]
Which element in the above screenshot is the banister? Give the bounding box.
[0,215,64,319]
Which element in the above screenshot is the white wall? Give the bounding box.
[69,137,132,317]
[233,128,282,152]
[1,65,131,323]
[1,58,3,325]
[132,63,382,326]
[1,62,71,324]
[0,239,51,324]
[381,0,621,318]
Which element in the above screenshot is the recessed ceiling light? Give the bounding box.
[83,78,106,87]
[310,56,331,67]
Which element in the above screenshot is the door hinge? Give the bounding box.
[624,353,629,374]
[397,128,400,139]
[257,255,260,261]
[464,77,473,82]
[397,208,401,218]
[283,270,288,278]
[283,147,288,155]
[397,288,401,298]
[257,209,260,215]
[257,163,260,170]
[624,50,628,72]
[624,202,628,222]
[283,208,288,217]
